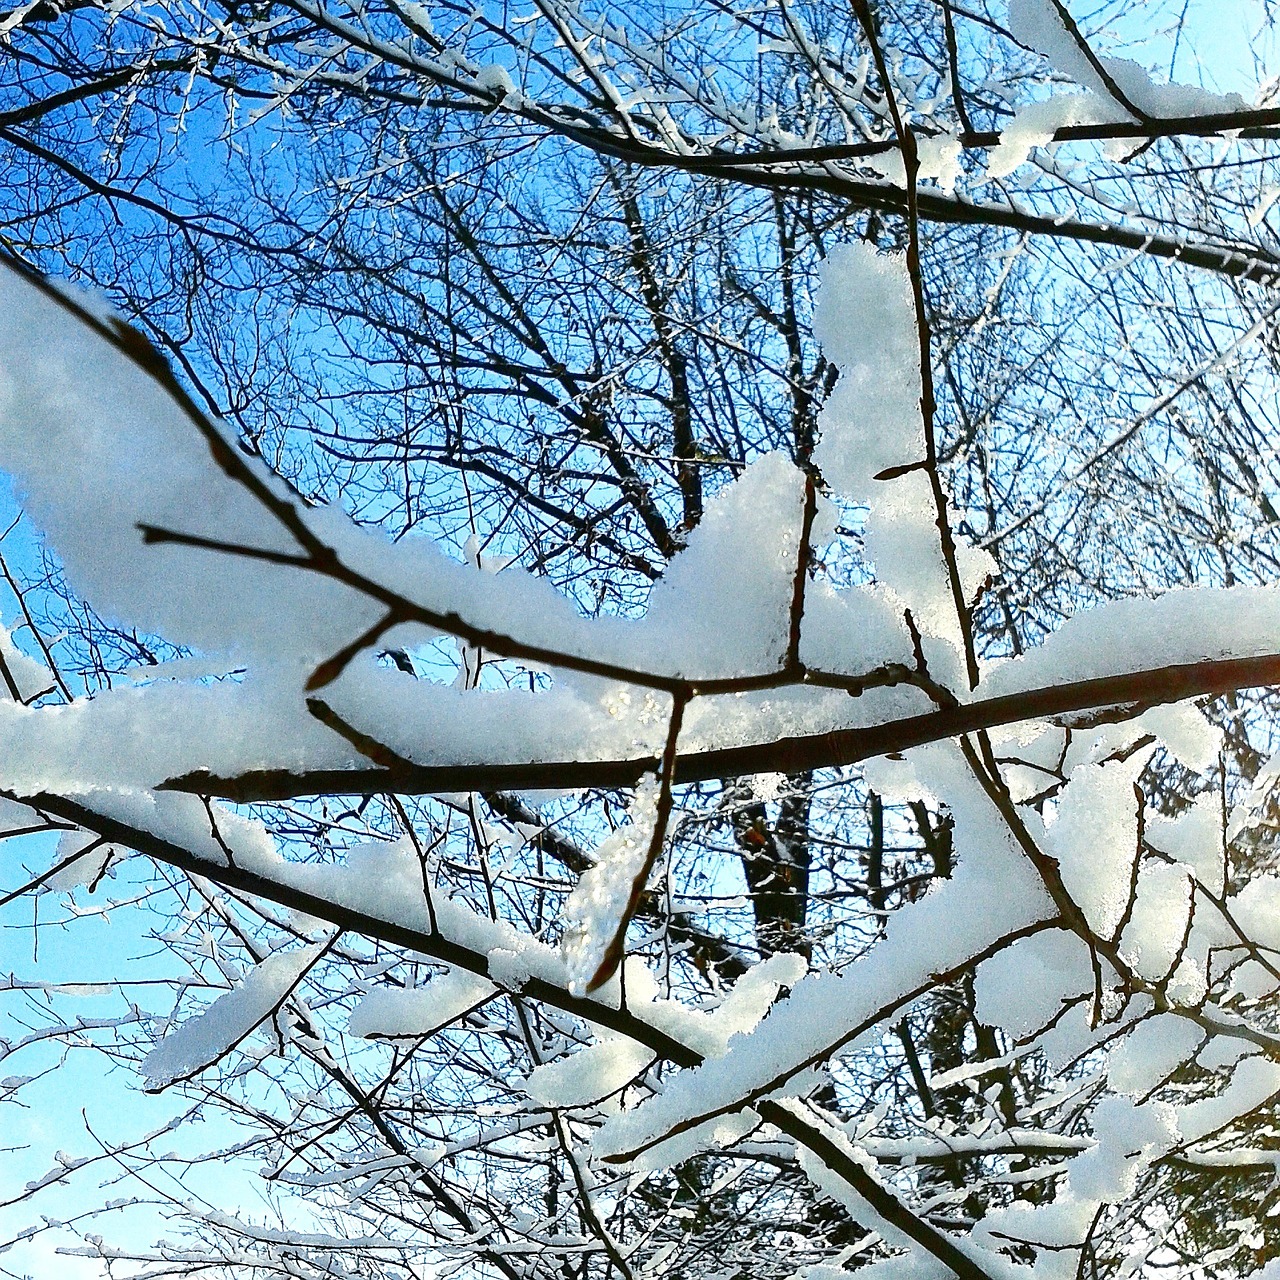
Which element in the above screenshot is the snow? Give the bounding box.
[593,744,1056,1169]
[979,585,1280,700]
[42,829,121,892]
[320,452,809,683]
[624,453,804,677]
[142,941,328,1088]
[863,474,972,651]
[1063,1095,1178,1202]
[347,968,497,1038]
[0,265,963,811]
[524,1037,655,1108]
[1107,1015,1203,1096]
[983,3,1258,177]
[0,615,55,701]
[916,134,963,192]
[0,269,381,664]
[797,579,914,676]
[805,246,998,650]
[613,951,804,1063]
[1045,747,1151,937]
[1163,954,1208,1008]
[474,63,516,98]
[1177,1053,1280,1143]
[0,269,821,696]
[973,1092,1178,1279]
[1119,861,1193,982]
[986,94,1119,178]
[792,1103,1033,1280]
[2,208,1277,1278]
[1147,796,1224,896]
[1135,703,1220,773]
[812,244,923,504]
[322,666,934,775]
[788,1103,919,1254]
[1008,0,1249,118]
[1219,874,1280,954]
[0,645,937,803]
[973,927,1090,1040]
[560,776,661,993]
[701,951,807,1045]
[19,266,1259,823]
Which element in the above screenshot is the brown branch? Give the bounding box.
[7,788,705,1070]
[538,122,1280,287]
[1036,0,1149,123]
[940,0,974,136]
[306,609,406,691]
[163,650,1280,801]
[481,790,751,981]
[0,789,1002,1277]
[850,0,979,689]
[586,692,687,992]
[0,57,197,130]
[761,1102,999,1280]
[786,472,817,673]
[600,918,1062,1165]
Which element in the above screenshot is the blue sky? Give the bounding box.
[1,848,317,1277]
[0,481,269,1276]
[1142,0,1274,94]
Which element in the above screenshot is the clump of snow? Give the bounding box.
[1008,0,1249,118]
[0,269,382,664]
[524,1037,655,1108]
[42,829,122,892]
[348,969,497,1038]
[474,63,516,98]
[798,580,914,676]
[1177,1054,1280,1144]
[980,586,1280,701]
[0,270,818,691]
[1221,875,1280,955]
[1136,703,1221,772]
[702,951,807,1049]
[813,244,923,502]
[1119,862,1192,982]
[1066,1095,1179,1202]
[560,777,661,993]
[623,453,804,677]
[1147,796,1223,897]
[973,927,1090,1040]
[862,474,954,641]
[142,941,327,1088]
[985,94,1118,178]
[1045,749,1151,937]
[1108,1015,1203,1096]
[0,615,53,701]
[917,134,963,192]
